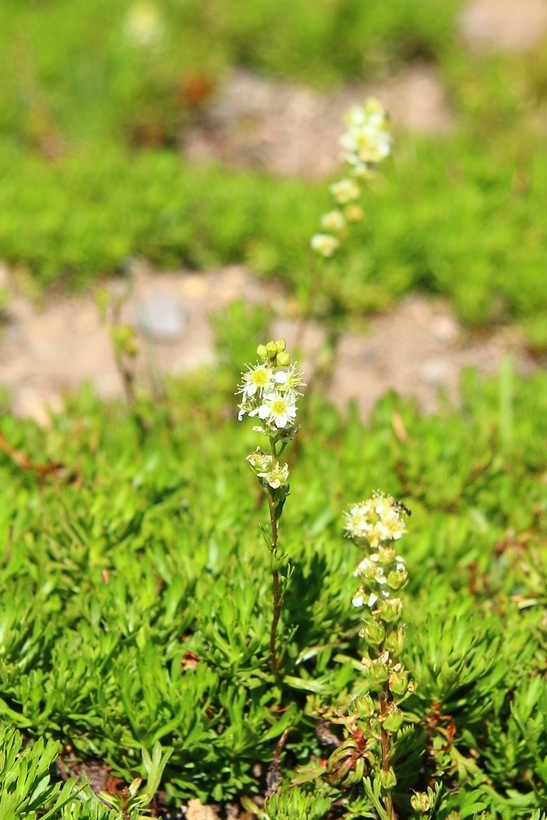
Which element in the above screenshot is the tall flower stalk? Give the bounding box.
[300,99,392,391]
[325,492,413,819]
[237,340,304,680]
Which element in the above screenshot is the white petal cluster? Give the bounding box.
[237,361,304,439]
[344,492,407,548]
[339,99,392,174]
[345,492,410,611]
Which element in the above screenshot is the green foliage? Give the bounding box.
[0,726,80,817]
[0,362,545,811]
[243,784,332,819]
[1,131,547,347]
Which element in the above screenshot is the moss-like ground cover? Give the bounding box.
[0,361,545,815]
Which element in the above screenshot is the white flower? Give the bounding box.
[261,393,297,429]
[339,99,391,170]
[330,177,361,204]
[310,233,340,257]
[320,210,346,233]
[123,1,164,47]
[238,363,274,401]
[259,461,289,490]
[344,492,407,547]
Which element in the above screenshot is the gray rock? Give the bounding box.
[137,292,187,342]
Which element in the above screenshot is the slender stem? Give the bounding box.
[380,692,396,820]
[267,489,283,682]
[267,435,283,681]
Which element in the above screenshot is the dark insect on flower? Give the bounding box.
[393,500,411,517]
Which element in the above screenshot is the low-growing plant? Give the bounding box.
[236,339,304,680]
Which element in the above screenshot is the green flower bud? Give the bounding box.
[266,341,278,359]
[387,568,408,590]
[410,792,431,813]
[277,351,290,367]
[362,619,385,646]
[388,668,410,696]
[351,694,376,720]
[378,597,403,624]
[378,767,397,790]
[384,627,406,656]
[275,339,286,353]
[381,706,404,733]
[112,325,138,358]
[256,344,268,360]
[364,659,389,688]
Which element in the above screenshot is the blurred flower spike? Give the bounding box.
[311,97,391,258]
[123,1,165,48]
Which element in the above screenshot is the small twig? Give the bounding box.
[0,431,63,478]
[266,727,291,796]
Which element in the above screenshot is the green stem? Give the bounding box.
[380,692,396,820]
[267,436,283,682]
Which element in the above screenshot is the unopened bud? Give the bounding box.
[387,568,408,590]
[384,628,406,656]
[351,694,375,720]
[410,792,431,813]
[344,203,364,222]
[388,669,410,696]
[362,620,385,646]
[381,706,404,733]
[378,597,403,624]
[364,659,389,688]
[378,767,397,790]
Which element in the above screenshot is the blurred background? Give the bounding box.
[0,0,546,421]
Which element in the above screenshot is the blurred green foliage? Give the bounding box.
[1,133,546,346]
[1,0,547,349]
[0,0,461,150]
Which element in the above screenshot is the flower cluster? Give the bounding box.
[310,98,391,258]
[345,492,413,715]
[237,340,304,490]
[321,492,412,798]
[237,341,303,437]
[345,492,409,621]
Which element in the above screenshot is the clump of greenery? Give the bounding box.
[0,353,545,814]
[2,128,547,348]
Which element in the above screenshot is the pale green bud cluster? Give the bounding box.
[323,491,413,795]
[310,98,391,258]
[344,492,411,693]
[246,449,289,490]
